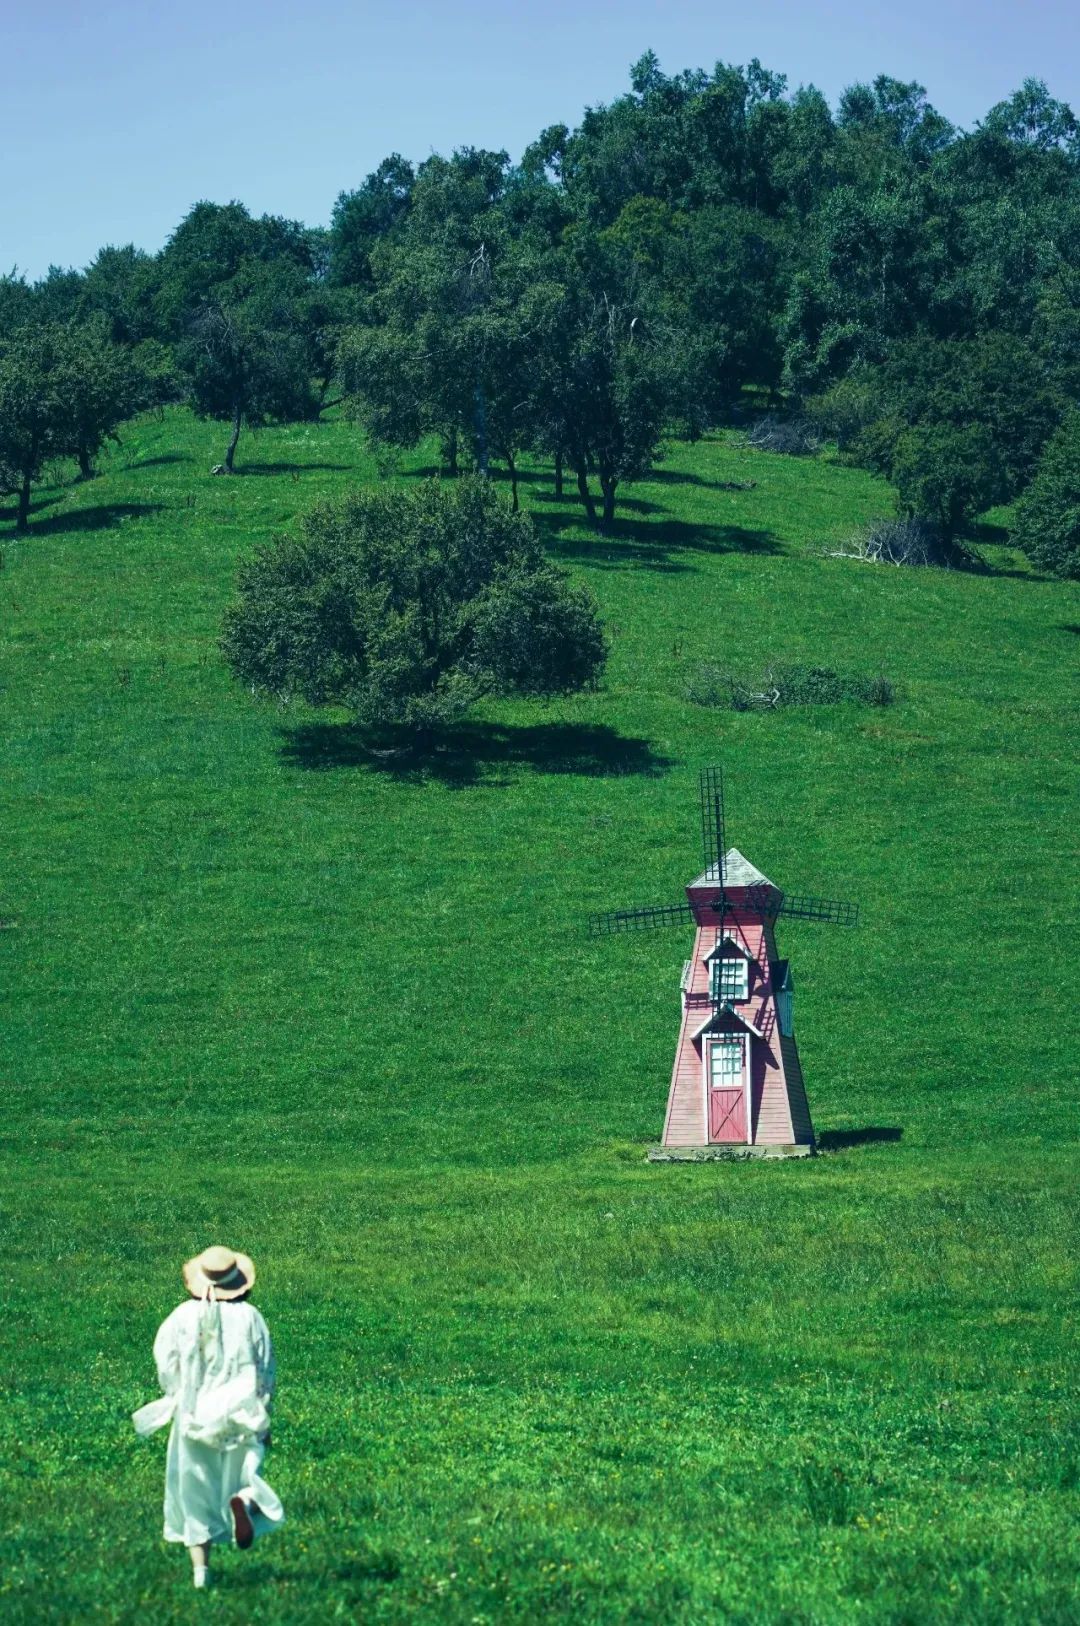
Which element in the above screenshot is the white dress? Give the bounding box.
[138,1297,285,1547]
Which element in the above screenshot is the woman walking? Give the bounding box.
[134,1246,284,1589]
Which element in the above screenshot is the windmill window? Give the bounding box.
[711,956,749,1003]
[709,1038,743,1087]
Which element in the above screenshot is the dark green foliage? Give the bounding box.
[221,475,606,728]
[0,320,141,527]
[1011,413,1080,578]
[330,154,415,288]
[159,202,338,470]
[6,57,1080,548]
[849,334,1063,537]
[177,267,320,470]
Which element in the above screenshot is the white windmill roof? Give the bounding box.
[690,847,777,890]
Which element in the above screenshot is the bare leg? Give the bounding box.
[188,1543,211,1587]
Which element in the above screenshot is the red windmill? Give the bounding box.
[591,768,860,1159]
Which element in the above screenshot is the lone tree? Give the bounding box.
[221,476,607,731]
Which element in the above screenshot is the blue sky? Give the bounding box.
[4,0,1077,279]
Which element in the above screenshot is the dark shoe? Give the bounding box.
[230,1495,255,1550]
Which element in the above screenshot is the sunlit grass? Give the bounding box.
[1,410,1077,1622]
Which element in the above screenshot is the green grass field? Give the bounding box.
[2,411,1078,1623]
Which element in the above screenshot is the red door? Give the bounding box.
[708,1038,747,1143]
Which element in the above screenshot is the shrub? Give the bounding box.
[805,369,880,449]
[686,661,894,710]
[1011,412,1080,579]
[222,476,608,730]
[747,415,821,456]
[682,664,728,708]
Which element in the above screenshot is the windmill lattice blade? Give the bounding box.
[775,894,860,927]
[699,767,726,883]
[589,901,695,936]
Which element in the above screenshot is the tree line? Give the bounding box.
[2,54,1079,574]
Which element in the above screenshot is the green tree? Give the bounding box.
[526,229,689,526]
[1011,413,1080,578]
[177,261,320,471]
[339,149,545,501]
[82,244,164,345]
[155,201,315,335]
[330,156,415,289]
[0,322,139,529]
[221,476,607,730]
[852,333,1063,538]
[63,319,142,478]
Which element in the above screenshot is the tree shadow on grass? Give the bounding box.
[0,493,63,524]
[279,719,675,787]
[239,461,352,476]
[534,511,781,574]
[964,522,1048,582]
[817,1126,903,1152]
[970,519,1009,545]
[8,502,165,537]
[646,466,756,492]
[124,452,190,469]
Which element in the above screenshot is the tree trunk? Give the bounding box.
[16,468,31,533]
[223,404,242,473]
[599,469,617,529]
[77,445,94,480]
[554,451,564,499]
[575,460,598,526]
[442,431,459,477]
[473,386,488,476]
[505,449,519,512]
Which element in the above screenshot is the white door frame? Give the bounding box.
[703,1033,752,1144]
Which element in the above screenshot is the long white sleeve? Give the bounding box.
[153,1308,182,1397]
[251,1308,276,1402]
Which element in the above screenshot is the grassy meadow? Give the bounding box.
[1,410,1078,1623]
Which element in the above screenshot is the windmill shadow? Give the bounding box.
[816,1127,903,1152]
[279,719,674,787]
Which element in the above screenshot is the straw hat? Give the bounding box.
[182,1245,255,1301]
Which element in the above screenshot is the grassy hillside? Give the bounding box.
[1,411,1077,1623]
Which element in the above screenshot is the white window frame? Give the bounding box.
[710,955,749,1005]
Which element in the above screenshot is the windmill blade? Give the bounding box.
[774,894,860,927]
[589,901,694,936]
[699,767,726,885]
